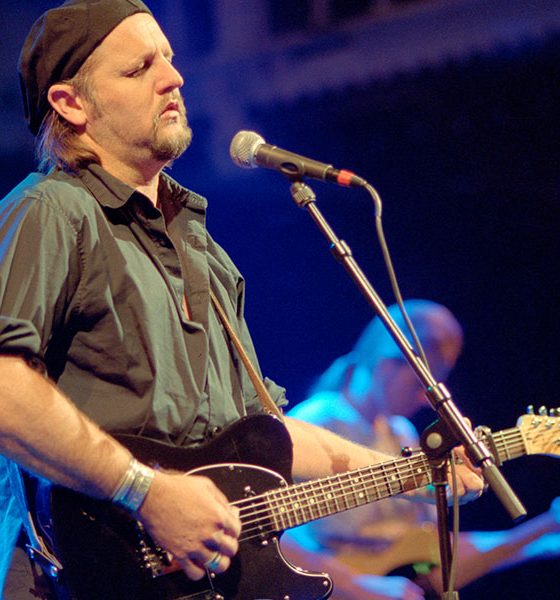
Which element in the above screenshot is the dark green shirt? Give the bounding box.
[0,164,286,445]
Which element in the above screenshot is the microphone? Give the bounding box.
[229,130,367,188]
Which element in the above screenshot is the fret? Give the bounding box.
[337,473,351,512]
[355,469,370,506]
[377,461,391,499]
[306,480,323,521]
[302,485,315,524]
[350,465,365,500]
[393,457,409,495]
[411,456,431,490]
[282,487,298,528]
[317,479,332,519]
[289,484,308,527]
[494,428,526,461]
[366,464,385,502]
[299,481,317,524]
[376,459,391,499]
[324,476,342,516]
[270,488,292,529]
[326,473,349,515]
[348,472,363,509]
[301,480,331,522]
[265,490,285,532]
[251,496,276,537]
[302,482,320,523]
[314,480,332,519]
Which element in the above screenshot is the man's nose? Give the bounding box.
[157,60,184,94]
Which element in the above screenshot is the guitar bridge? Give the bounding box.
[135,521,174,578]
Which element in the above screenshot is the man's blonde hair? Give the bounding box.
[35,53,101,173]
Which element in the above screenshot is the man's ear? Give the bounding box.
[47,84,88,127]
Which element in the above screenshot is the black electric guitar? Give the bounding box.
[34,411,560,600]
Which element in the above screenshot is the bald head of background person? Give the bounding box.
[332,299,462,414]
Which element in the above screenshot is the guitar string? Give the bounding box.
[236,454,432,542]
[235,428,526,524]
[236,430,528,538]
[238,454,527,541]
[234,430,529,543]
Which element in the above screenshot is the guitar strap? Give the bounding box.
[209,288,284,422]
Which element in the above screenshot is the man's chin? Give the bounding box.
[152,128,192,162]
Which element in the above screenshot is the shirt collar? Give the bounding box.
[77,164,208,212]
[158,171,208,211]
[78,164,136,209]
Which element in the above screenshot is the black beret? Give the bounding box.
[18,0,153,135]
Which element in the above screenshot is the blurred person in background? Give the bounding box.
[283,299,560,599]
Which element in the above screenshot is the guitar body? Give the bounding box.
[36,414,333,600]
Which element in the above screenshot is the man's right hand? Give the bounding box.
[137,471,241,580]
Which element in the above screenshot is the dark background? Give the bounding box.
[2,2,560,598]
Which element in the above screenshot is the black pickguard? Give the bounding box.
[38,414,333,600]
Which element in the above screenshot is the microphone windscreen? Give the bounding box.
[229,130,265,168]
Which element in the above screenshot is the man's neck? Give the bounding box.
[100,160,164,205]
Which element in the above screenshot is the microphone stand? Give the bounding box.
[288,180,527,599]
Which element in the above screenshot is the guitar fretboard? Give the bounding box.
[235,424,530,542]
[266,453,430,531]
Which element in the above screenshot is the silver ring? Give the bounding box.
[204,551,222,572]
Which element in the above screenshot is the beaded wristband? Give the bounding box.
[111,458,155,512]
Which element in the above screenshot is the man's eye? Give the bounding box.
[127,63,147,77]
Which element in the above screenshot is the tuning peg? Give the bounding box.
[538,406,548,416]
[527,405,535,415]
[550,408,558,417]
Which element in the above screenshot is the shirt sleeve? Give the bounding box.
[0,184,82,366]
[0,316,45,371]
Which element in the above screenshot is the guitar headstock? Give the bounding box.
[517,406,560,457]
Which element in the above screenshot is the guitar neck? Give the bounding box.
[256,425,529,533]
[263,452,432,531]
[488,426,528,462]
